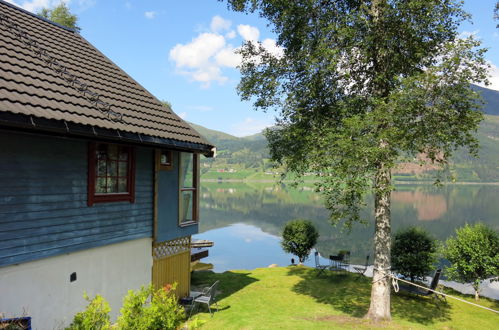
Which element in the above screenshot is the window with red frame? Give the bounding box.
[88,143,135,206]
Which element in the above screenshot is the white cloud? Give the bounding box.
[178,112,187,119]
[487,62,499,91]
[6,0,68,13]
[170,32,230,87]
[144,11,156,19]
[459,30,479,39]
[170,33,226,68]
[210,15,231,33]
[262,38,285,59]
[226,30,236,39]
[237,24,260,42]
[6,0,96,13]
[475,61,499,92]
[169,16,283,87]
[230,117,273,137]
[215,45,242,68]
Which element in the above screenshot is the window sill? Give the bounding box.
[88,194,134,206]
[179,221,198,228]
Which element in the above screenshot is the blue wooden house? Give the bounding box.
[0,1,214,328]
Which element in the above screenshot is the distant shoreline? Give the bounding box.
[201,179,499,185]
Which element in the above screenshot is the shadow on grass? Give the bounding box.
[191,270,258,301]
[288,267,452,326]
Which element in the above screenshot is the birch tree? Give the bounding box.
[225,0,488,321]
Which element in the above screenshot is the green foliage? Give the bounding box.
[38,3,80,31]
[495,1,499,28]
[66,293,111,330]
[226,0,488,318]
[281,219,319,263]
[444,223,499,300]
[225,0,487,226]
[161,100,173,110]
[391,227,437,282]
[117,284,185,330]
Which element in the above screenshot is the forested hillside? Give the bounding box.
[192,85,499,182]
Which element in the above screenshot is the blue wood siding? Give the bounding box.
[0,131,153,267]
[156,151,198,242]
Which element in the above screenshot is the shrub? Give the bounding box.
[392,227,437,282]
[281,219,319,263]
[117,284,185,330]
[444,223,499,300]
[66,293,111,330]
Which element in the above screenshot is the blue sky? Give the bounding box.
[6,0,499,136]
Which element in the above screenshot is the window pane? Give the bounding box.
[97,159,106,176]
[160,150,171,166]
[96,177,106,193]
[118,178,128,193]
[107,160,117,177]
[118,161,128,177]
[119,147,128,161]
[180,190,194,223]
[180,153,194,188]
[97,144,107,160]
[107,177,117,193]
[108,144,118,160]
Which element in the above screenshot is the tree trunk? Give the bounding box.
[474,282,480,301]
[366,163,392,321]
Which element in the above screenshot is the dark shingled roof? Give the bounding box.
[0,0,214,155]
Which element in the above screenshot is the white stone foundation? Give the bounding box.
[0,238,152,330]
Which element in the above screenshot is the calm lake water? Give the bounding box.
[193,182,499,274]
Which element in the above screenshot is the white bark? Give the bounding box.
[366,164,392,321]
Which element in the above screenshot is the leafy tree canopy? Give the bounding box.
[444,223,499,300]
[392,227,437,282]
[226,0,487,226]
[225,0,488,320]
[281,219,319,263]
[38,3,80,32]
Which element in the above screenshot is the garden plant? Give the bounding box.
[281,219,319,263]
[444,223,499,300]
[392,227,437,282]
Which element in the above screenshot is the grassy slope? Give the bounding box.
[190,267,499,330]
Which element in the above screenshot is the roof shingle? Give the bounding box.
[0,1,213,154]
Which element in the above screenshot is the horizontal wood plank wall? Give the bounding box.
[0,131,154,267]
[156,151,198,242]
[152,236,191,298]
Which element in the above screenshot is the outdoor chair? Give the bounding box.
[353,255,370,279]
[189,280,220,317]
[398,269,446,302]
[314,251,329,276]
[338,250,350,272]
[330,250,350,273]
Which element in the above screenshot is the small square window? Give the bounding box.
[88,142,135,206]
[157,150,173,170]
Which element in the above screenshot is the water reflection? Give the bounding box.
[196,183,499,268]
[392,190,447,220]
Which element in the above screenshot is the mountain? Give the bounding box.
[472,84,499,116]
[191,85,499,182]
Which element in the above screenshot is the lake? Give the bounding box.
[193,182,499,273]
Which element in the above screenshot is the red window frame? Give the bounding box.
[87,142,135,206]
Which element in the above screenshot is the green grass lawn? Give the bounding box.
[187,266,499,329]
